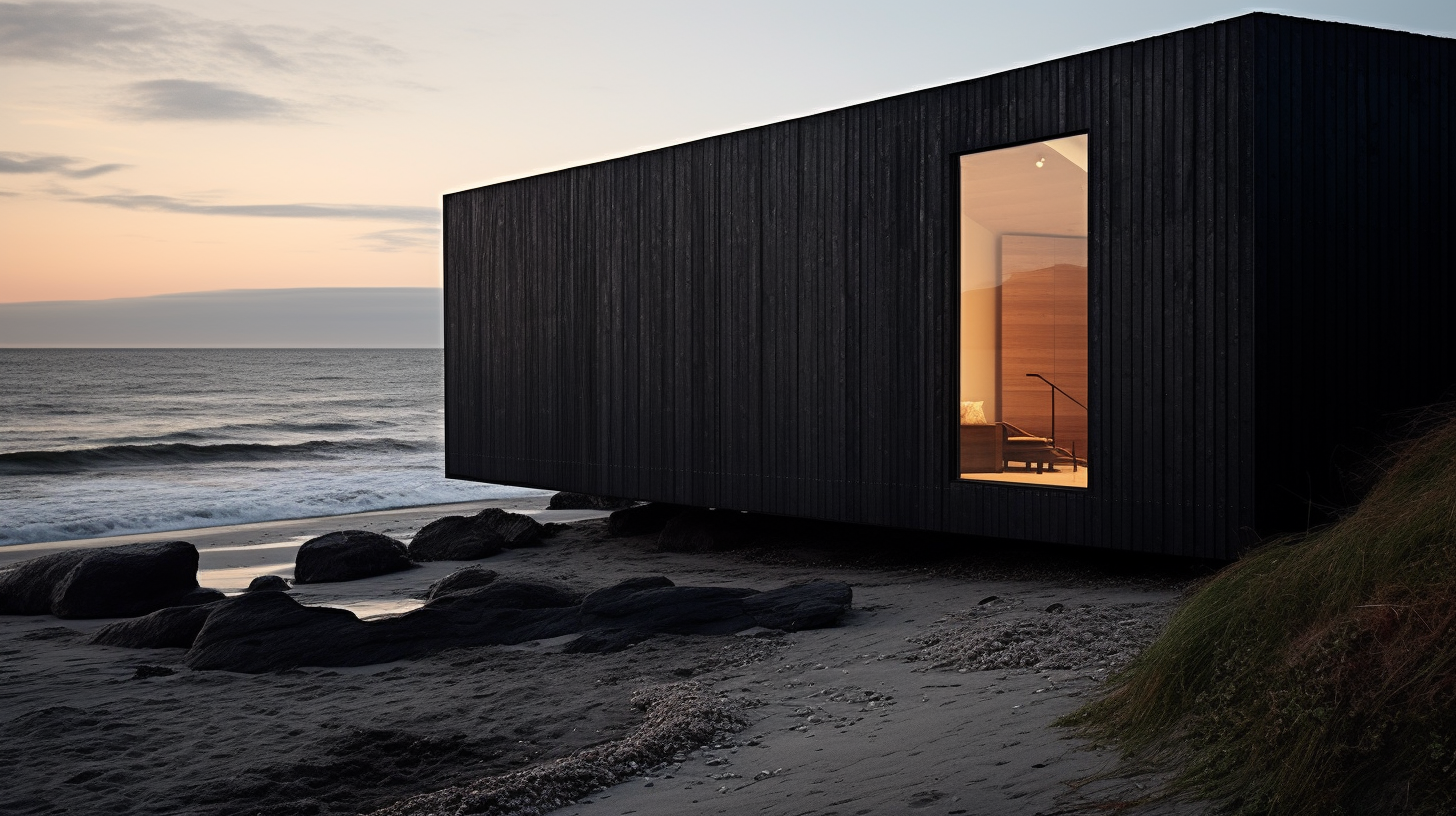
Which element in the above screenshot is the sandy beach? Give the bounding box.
[0,498,1207,816]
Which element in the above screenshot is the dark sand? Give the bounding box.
[0,500,1206,815]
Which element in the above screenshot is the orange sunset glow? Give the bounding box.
[3,1,1452,311]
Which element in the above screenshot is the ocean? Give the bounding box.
[0,349,547,546]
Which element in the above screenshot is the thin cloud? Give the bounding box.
[119,79,290,121]
[358,226,441,252]
[77,193,439,224]
[0,0,403,74]
[0,151,128,178]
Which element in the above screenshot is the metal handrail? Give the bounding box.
[1025,374,1088,470]
[1024,373,1087,411]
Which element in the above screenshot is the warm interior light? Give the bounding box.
[1035,156,1046,168]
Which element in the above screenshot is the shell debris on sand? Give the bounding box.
[903,596,1175,674]
[368,681,747,816]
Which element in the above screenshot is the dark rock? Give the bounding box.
[580,576,675,614]
[173,587,227,606]
[424,579,580,611]
[186,592,382,672]
[540,522,570,538]
[657,508,751,553]
[0,541,202,619]
[563,628,652,654]
[607,503,689,537]
[469,509,544,548]
[91,600,223,648]
[548,492,638,511]
[293,530,416,584]
[388,601,580,651]
[741,580,853,631]
[1045,602,1065,613]
[246,575,292,593]
[95,569,852,674]
[130,665,175,680]
[407,516,505,561]
[184,588,581,673]
[581,580,759,635]
[423,566,499,600]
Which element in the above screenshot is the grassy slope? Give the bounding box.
[1064,418,1456,815]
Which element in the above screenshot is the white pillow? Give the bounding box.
[960,400,988,425]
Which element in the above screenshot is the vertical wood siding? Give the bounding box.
[1250,17,1456,536]
[445,14,1452,560]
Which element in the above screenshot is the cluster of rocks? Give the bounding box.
[0,506,554,624]
[1,503,856,675]
[903,596,1173,673]
[291,508,557,585]
[91,570,851,673]
[284,507,562,587]
[0,507,587,624]
[369,681,746,816]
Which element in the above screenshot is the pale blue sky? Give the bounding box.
[3,0,1453,312]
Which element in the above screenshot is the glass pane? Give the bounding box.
[957,135,1089,488]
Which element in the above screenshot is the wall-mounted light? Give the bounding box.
[1035,156,1046,168]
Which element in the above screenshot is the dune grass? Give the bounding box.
[1063,414,1456,815]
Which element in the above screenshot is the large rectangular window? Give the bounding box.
[957,135,1089,487]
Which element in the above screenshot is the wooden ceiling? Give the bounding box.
[960,137,1088,237]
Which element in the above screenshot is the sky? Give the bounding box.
[2,0,1454,306]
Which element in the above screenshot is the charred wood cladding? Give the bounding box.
[444,14,1456,560]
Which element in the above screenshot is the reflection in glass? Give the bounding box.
[957,136,1089,488]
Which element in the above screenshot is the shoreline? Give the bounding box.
[0,496,616,617]
[0,495,603,567]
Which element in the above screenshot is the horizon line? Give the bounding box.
[0,285,444,307]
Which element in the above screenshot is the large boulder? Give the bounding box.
[469,508,544,548]
[578,575,675,611]
[423,566,499,600]
[579,576,853,634]
[407,516,505,561]
[425,579,580,612]
[580,577,758,635]
[547,492,638,511]
[0,541,204,619]
[607,503,688,537]
[293,530,416,584]
[185,591,384,672]
[91,601,223,649]
[742,580,854,631]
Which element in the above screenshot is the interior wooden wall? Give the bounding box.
[1000,263,1089,456]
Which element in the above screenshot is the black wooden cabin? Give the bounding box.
[443,13,1456,560]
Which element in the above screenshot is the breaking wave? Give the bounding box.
[0,438,429,474]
